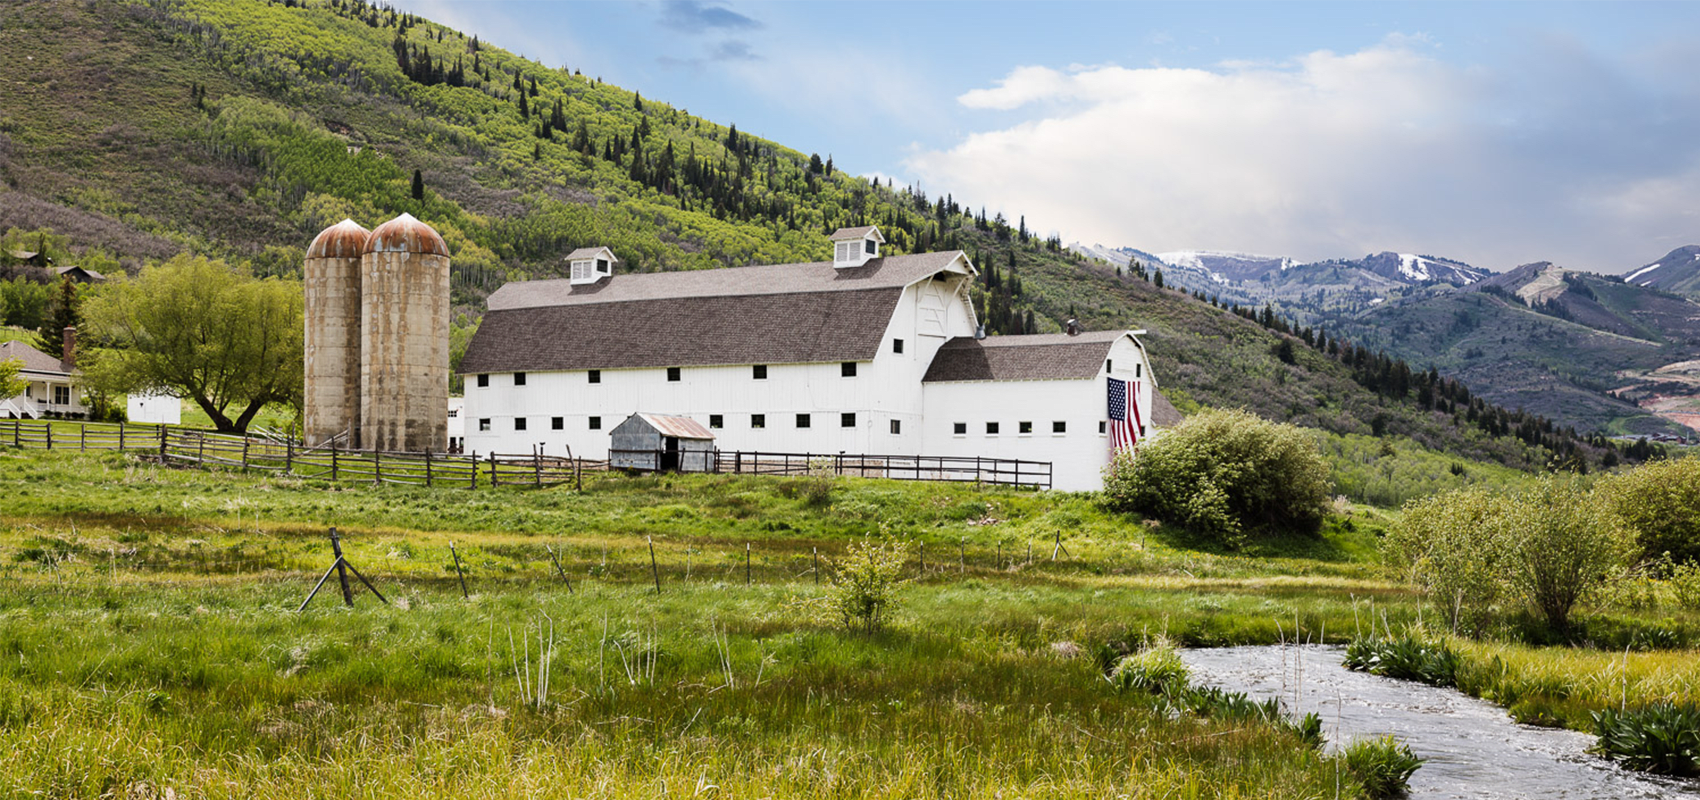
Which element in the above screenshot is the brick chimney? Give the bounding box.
[61,326,76,368]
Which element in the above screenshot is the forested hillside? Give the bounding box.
[0,0,1645,473]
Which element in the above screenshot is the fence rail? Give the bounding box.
[0,419,1050,490]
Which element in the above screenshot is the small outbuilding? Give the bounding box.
[609,413,717,472]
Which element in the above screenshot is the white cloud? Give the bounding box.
[905,37,1700,272]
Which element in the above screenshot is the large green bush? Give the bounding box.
[1102,408,1332,545]
[1385,488,1513,634]
[1597,458,1700,564]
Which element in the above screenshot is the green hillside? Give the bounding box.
[0,0,1639,474]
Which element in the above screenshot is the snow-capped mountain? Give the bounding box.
[1154,251,1297,284]
[1625,245,1700,297]
[1355,252,1490,287]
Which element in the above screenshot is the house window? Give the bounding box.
[841,362,857,377]
[1053,421,1067,434]
[667,367,681,382]
[841,412,856,428]
[752,414,766,429]
[54,386,70,405]
[1019,421,1033,435]
[1099,421,1107,435]
[552,417,564,430]
[796,413,811,428]
[753,364,767,380]
[515,417,527,431]
[589,416,602,430]
[986,422,1000,435]
[890,419,901,434]
[953,422,966,435]
[514,372,527,386]
[893,338,904,354]
[479,418,491,431]
[476,374,489,388]
[709,414,724,429]
[588,369,601,384]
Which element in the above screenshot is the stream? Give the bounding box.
[1179,645,1700,799]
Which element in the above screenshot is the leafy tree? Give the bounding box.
[1102,408,1332,546]
[1505,475,1630,633]
[0,277,50,330]
[82,255,302,433]
[0,358,27,399]
[1387,488,1515,634]
[39,276,80,360]
[1597,458,1700,564]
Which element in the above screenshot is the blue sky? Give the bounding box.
[392,1,1700,273]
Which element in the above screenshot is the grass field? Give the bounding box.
[1,447,1693,797]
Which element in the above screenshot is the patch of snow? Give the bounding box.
[1369,297,1386,305]
[1397,253,1431,281]
[1626,261,1664,283]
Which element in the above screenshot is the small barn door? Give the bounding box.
[661,436,680,472]
[918,280,950,337]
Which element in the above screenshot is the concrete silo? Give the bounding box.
[303,219,370,447]
[359,213,450,453]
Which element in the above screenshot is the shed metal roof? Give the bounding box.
[633,413,715,439]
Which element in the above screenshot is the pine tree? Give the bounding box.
[411,169,424,201]
[40,277,79,360]
[634,91,644,112]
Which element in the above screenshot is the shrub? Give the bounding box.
[1592,702,1700,776]
[828,538,909,634]
[1385,488,1514,634]
[1108,638,1189,693]
[1102,408,1332,546]
[1598,458,1700,564]
[1343,635,1461,687]
[1671,562,1700,611]
[1343,735,1423,798]
[1503,475,1632,634]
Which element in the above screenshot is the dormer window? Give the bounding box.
[829,225,885,268]
[567,246,617,285]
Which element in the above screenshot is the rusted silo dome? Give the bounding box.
[306,218,371,258]
[364,212,449,256]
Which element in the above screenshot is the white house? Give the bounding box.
[0,338,88,419]
[458,226,1168,490]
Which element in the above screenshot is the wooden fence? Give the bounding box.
[0,419,1050,490]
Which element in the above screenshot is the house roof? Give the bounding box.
[0,340,70,375]
[830,225,884,242]
[464,250,973,374]
[487,250,967,311]
[7,250,40,260]
[921,330,1128,383]
[632,413,715,439]
[565,246,617,261]
[1150,390,1183,428]
[55,265,105,281]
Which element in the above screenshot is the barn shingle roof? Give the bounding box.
[921,331,1127,383]
[1150,390,1184,428]
[463,252,970,373]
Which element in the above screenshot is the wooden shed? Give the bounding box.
[609,413,717,472]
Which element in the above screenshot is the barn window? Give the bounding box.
[1098,421,1107,435]
[753,364,767,380]
[953,422,966,435]
[1053,421,1067,434]
[841,362,857,377]
[515,417,527,431]
[588,369,601,384]
[751,414,766,429]
[477,374,489,388]
[796,413,811,428]
[514,372,527,386]
[1137,364,1143,378]
[890,419,901,434]
[552,417,564,430]
[709,414,723,429]
[864,238,878,256]
[589,416,602,430]
[667,367,681,382]
[893,338,904,354]
[1019,421,1033,435]
[986,422,1000,435]
[479,418,491,431]
[841,412,856,428]
[1105,359,1113,373]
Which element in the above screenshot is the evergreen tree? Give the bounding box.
[411,169,424,201]
[40,277,79,360]
[634,91,644,111]
[1153,269,1164,289]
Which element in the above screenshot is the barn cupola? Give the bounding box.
[566,246,617,285]
[829,226,884,268]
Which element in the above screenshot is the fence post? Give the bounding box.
[44,424,51,450]
[813,547,820,585]
[489,452,498,486]
[374,448,382,483]
[196,433,203,463]
[118,424,124,450]
[534,449,542,487]
[745,543,751,586]
[80,424,86,451]
[1013,459,1020,488]
[241,436,250,469]
[975,456,982,485]
[469,452,478,489]
[285,438,293,474]
[158,425,166,459]
[331,441,339,481]
[449,542,469,598]
[648,536,661,594]
[331,527,354,607]
[424,449,433,488]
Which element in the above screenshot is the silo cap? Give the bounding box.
[306,218,371,259]
[365,213,449,256]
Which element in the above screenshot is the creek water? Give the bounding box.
[1179,645,1700,799]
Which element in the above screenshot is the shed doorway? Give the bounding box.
[661,436,680,471]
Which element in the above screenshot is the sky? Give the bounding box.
[390,1,1700,274]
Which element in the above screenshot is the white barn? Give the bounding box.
[458,227,1167,491]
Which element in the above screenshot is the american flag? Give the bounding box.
[1107,378,1143,450]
